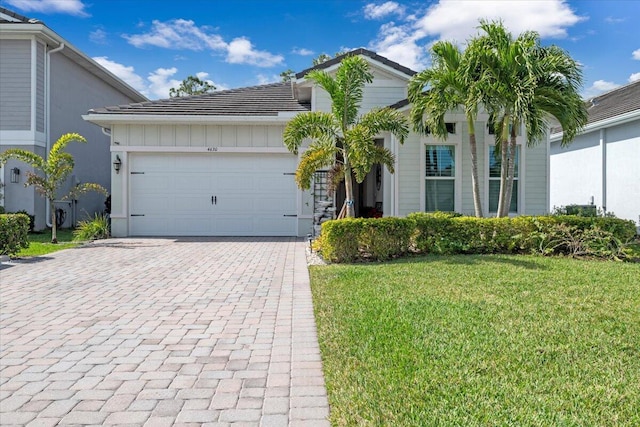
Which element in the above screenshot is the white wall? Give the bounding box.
[550,119,640,228]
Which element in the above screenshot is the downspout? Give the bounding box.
[600,128,607,213]
[45,43,65,227]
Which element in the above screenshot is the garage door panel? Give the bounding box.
[129,153,297,236]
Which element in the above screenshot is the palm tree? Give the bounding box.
[0,133,107,243]
[408,41,484,217]
[472,20,588,217]
[284,55,409,218]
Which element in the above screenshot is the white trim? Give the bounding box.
[30,37,37,133]
[422,141,460,212]
[550,109,640,142]
[83,114,297,126]
[110,146,291,154]
[0,131,46,147]
[393,134,400,215]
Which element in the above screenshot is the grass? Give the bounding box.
[310,255,640,426]
[15,228,81,257]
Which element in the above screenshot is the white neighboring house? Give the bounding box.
[84,49,551,238]
[550,80,640,229]
[0,7,146,230]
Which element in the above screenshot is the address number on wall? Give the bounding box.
[207,147,218,152]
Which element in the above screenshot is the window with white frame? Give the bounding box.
[488,146,519,213]
[425,145,455,212]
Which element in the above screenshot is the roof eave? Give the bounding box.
[549,108,640,142]
[83,113,301,126]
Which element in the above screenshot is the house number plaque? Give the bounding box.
[206,147,218,152]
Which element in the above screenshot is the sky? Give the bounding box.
[2,0,639,100]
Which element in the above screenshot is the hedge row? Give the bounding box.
[315,212,637,263]
[0,214,30,256]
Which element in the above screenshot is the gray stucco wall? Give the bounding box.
[49,51,142,225]
[1,145,47,230]
[0,39,31,130]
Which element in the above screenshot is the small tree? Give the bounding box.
[280,69,295,82]
[0,133,107,243]
[169,75,216,97]
[284,55,409,218]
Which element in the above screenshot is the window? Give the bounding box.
[488,146,519,213]
[425,145,455,212]
[425,122,456,135]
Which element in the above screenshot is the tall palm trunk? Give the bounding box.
[49,198,58,244]
[343,155,356,218]
[497,115,510,217]
[467,115,483,217]
[501,126,518,217]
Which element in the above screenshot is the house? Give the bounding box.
[84,49,550,238]
[549,80,640,229]
[0,7,146,230]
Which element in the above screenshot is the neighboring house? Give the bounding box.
[0,7,146,230]
[84,49,550,238]
[550,80,640,229]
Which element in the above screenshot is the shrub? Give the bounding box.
[0,213,30,256]
[317,217,414,263]
[11,210,35,232]
[73,213,110,241]
[315,212,637,263]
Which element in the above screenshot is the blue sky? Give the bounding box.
[3,0,639,100]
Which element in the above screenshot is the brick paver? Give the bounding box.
[0,237,329,426]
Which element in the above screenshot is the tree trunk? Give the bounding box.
[467,116,483,217]
[50,199,58,244]
[496,116,510,218]
[501,126,518,217]
[343,165,356,218]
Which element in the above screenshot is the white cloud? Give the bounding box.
[226,37,283,67]
[629,73,640,82]
[633,49,640,60]
[414,0,585,44]
[146,67,181,99]
[364,2,405,20]
[93,56,146,94]
[124,19,282,67]
[368,0,584,72]
[89,28,107,45]
[256,74,281,85]
[5,0,88,16]
[292,47,314,56]
[369,22,427,70]
[582,80,620,99]
[92,56,198,99]
[124,19,226,50]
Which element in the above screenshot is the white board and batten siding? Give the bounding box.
[109,123,308,237]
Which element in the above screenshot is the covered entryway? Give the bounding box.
[128,152,297,236]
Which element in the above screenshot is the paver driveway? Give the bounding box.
[0,237,329,426]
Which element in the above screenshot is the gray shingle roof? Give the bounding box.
[88,82,310,116]
[584,79,640,124]
[295,48,417,79]
[0,6,34,23]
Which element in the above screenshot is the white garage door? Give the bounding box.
[129,153,298,236]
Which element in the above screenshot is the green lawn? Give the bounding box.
[16,229,80,257]
[310,255,640,426]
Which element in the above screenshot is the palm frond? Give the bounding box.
[283,112,338,154]
[295,143,339,190]
[0,149,46,170]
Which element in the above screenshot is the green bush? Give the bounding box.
[0,213,30,256]
[73,213,110,241]
[318,217,414,263]
[11,210,35,232]
[314,212,637,263]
